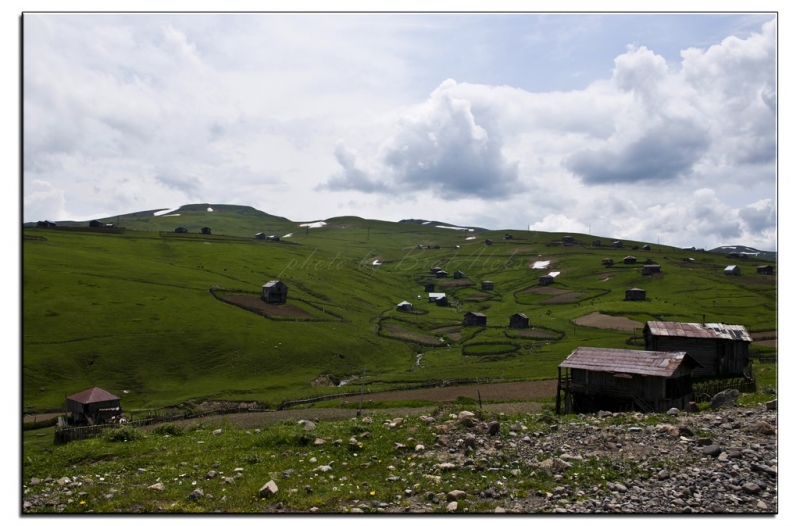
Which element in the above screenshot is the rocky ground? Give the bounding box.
[317,403,778,514]
[22,401,778,514]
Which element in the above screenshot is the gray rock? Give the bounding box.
[188,488,204,501]
[710,389,739,409]
[259,480,279,498]
[447,490,467,501]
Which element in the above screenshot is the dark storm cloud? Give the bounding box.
[154,168,203,198]
[564,118,710,185]
[738,201,776,236]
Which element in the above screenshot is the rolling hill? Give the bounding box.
[22,204,777,413]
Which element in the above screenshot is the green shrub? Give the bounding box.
[104,426,144,442]
[153,422,184,436]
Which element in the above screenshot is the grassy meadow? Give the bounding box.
[22,204,777,413]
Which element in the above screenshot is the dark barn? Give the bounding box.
[464,312,487,326]
[643,321,752,378]
[509,313,529,329]
[261,280,288,304]
[625,288,646,301]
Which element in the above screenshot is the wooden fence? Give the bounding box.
[54,418,153,445]
[692,376,756,402]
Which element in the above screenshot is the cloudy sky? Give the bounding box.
[22,11,778,250]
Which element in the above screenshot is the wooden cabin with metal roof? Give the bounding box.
[643,321,752,378]
[556,347,699,414]
[65,386,122,425]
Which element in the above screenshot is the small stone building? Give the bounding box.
[509,313,529,329]
[538,275,554,286]
[261,280,288,304]
[756,265,774,275]
[255,232,266,240]
[65,386,122,425]
[436,270,449,278]
[464,312,487,326]
[454,270,465,279]
[201,227,212,235]
[396,301,413,312]
[623,255,637,264]
[481,281,494,291]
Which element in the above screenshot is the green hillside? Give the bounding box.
[22,205,777,412]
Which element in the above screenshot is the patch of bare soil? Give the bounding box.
[433,326,463,341]
[465,293,493,301]
[541,292,584,304]
[340,380,557,405]
[221,296,315,318]
[137,381,557,431]
[751,331,777,348]
[382,323,441,345]
[514,329,560,339]
[574,312,644,331]
[439,279,473,288]
[522,286,569,295]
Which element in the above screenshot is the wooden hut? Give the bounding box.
[642,264,661,275]
[428,292,446,303]
[756,265,773,275]
[556,347,699,414]
[435,296,449,307]
[436,270,449,278]
[724,265,740,276]
[175,227,188,233]
[424,283,435,293]
[625,288,646,301]
[65,386,122,425]
[602,258,613,266]
[509,313,529,329]
[485,239,493,246]
[592,240,602,247]
[538,275,554,286]
[481,281,494,290]
[89,220,104,228]
[613,241,623,248]
[255,232,266,240]
[463,312,487,326]
[261,280,288,304]
[453,270,465,279]
[396,301,413,312]
[643,321,752,377]
[623,255,637,264]
[201,227,212,235]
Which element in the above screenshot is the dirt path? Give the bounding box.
[26,380,558,429]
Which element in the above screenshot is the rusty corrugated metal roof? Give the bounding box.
[559,347,691,377]
[645,321,752,341]
[67,386,120,404]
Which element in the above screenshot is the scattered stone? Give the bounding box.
[702,445,722,457]
[446,501,458,512]
[212,429,222,435]
[447,490,467,501]
[298,420,316,431]
[188,488,204,501]
[487,421,500,435]
[259,480,279,498]
[148,482,165,491]
[710,389,739,410]
[752,422,776,435]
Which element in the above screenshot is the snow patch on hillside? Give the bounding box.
[299,221,326,228]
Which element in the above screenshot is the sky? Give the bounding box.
[21,11,778,250]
